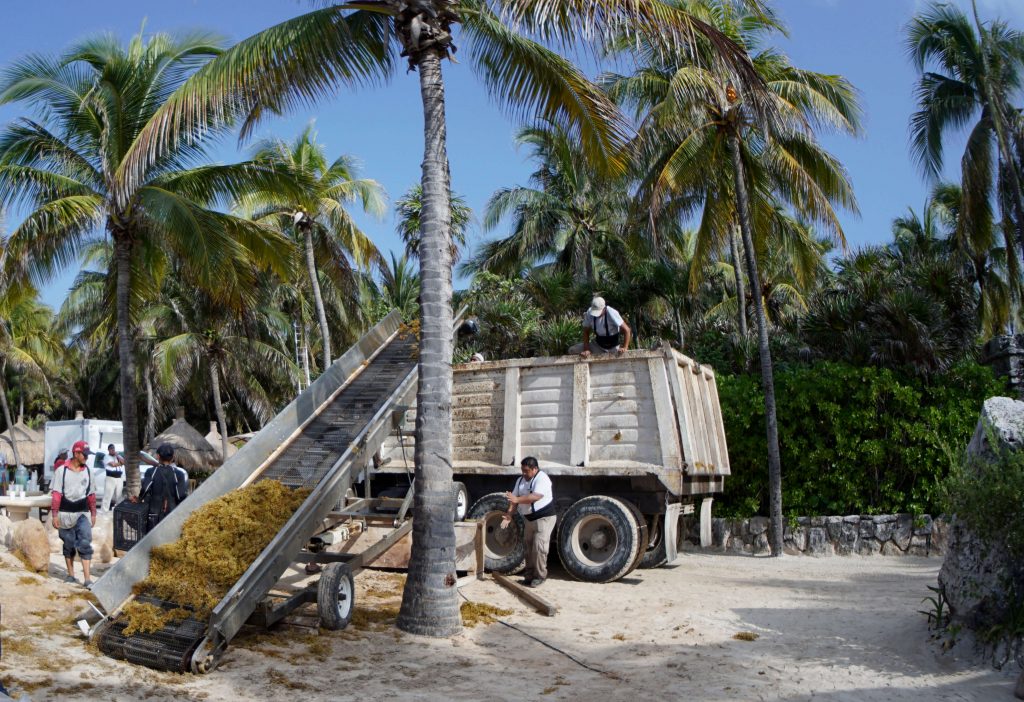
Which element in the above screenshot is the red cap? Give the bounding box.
[72,440,92,455]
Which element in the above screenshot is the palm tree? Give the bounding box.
[116,0,771,637]
[469,122,632,286]
[0,32,297,496]
[396,183,472,263]
[928,183,1018,335]
[608,0,861,553]
[0,274,61,466]
[151,276,298,462]
[248,124,386,371]
[907,1,1024,307]
[376,251,421,322]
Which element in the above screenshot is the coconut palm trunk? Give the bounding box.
[114,233,142,497]
[209,359,230,464]
[302,223,333,369]
[728,131,783,556]
[0,370,22,467]
[301,324,312,386]
[730,222,748,337]
[396,45,461,638]
[145,364,156,445]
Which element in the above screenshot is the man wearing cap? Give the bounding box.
[568,296,632,358]
[51,440,97,586]
[139,444,189,528]
[101,444,125,512]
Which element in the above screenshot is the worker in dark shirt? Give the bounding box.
[139,444,189,528]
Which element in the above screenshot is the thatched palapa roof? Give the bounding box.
[204,421,237,464]
[148,407,218,473]
[0,420,45,465]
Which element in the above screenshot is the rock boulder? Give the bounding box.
[939,396,1024,654]
[0,514,13,548]
[12,519,50,572]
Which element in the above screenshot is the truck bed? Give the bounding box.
[377,343,730,496]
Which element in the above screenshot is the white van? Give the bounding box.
[43,415,123,497]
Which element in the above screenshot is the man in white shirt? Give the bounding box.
[101,444,125,512]
[501,456,556,588]
[568,296,632,357]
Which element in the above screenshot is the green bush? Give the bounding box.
[531,314,579,357]
[943,435,1024,564]
[716,361,1005,517]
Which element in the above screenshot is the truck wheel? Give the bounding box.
[638,515,668,569]
[619,500,650,575]
[466,493,525,573]
[557,496,644,583]
[318,562,355,630]
[452,482,469,522]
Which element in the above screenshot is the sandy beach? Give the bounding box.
[0,537,1016,702]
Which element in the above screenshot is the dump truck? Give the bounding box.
[371,343,730,583]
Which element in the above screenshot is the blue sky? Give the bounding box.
[1,0,1022,310]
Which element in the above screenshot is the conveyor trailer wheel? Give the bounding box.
[318,562,355,630]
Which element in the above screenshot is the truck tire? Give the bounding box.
[452,482,469,522]
[639,528,668,568]
[557,496,644,583]
[619,500,650,575]
[318,562,355,630]
[638,512,668,569]
[466,492,526,573]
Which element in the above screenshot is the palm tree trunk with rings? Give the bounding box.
[0,369,22,467]
[396,45,461,638]
[730,221,748,338]
[114,232,142,498]
[728,131,784,556]
[145,363,156,445]
[302,223,333,370]
[209,358,230,465]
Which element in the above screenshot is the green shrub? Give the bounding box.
[716,361,1005,517]
[531,315,579,357]
[943,434,1024,564]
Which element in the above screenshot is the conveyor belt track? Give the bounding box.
[91,313,418,672]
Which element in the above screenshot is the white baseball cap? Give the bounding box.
[589,296,607,317]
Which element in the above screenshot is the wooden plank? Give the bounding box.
[570,362,590,467]
[493,573,557,616]
[648,357,683,470]
[474,519,485,579]
[500,367,521,466]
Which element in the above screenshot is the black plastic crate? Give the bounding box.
[113,500,150,552]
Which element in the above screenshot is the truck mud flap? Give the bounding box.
[664,502,681,564]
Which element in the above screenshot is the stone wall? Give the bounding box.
[697,514,947,557]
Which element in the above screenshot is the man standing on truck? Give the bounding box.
[51,440,97,586]
[501,456,556,588]
[101,443,125,512]
[568,296,632,357]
